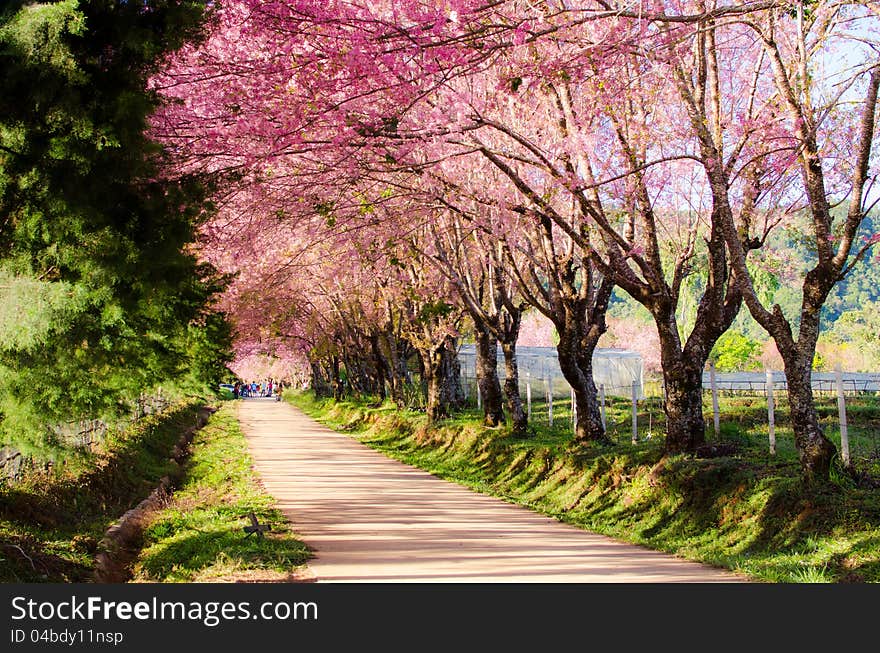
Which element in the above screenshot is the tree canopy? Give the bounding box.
[0,0,231,452]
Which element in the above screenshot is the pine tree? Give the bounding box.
[0,1,229,450]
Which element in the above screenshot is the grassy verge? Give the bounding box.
[465,389,880,478]
[130,402,311,582]
[0,401,205,582]
[290,392,880,583]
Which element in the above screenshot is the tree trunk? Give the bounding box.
[309,357,331,398]
[661,359,706,454]
[420,337,465,422]
[370,333,387,402]
[420,348,446,422]
[439,336,465,410]
[556,328,608,443]
[341,351,365,396]
[652,317,705,452]
[501,342,528,437]
[309,359,322,396]
[780,349,836,483]
[474,327,505,427]
[330,355,343,401]
[573,351,607,444]
[384,332,411,405]
[426,372,445,422]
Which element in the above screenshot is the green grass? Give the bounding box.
[460,388,880,478]
[0,401,205,582]
[290,391,880,583]
[130,402,311,582]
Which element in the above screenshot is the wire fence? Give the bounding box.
[460,363,880,466]
[702,371,880,395]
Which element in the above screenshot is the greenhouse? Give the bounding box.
[458,345,645,400]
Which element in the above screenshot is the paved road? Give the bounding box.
[238,399,742,582]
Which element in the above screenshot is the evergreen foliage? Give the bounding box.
[0,1,230,452]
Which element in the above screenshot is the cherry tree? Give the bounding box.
[493,0,880,477]
[635,0,880,480]
[383,20,746,451]
[150,1,880,480]
[423,201,529,434]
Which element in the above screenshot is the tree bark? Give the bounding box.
[439,335,465,410]
[420,336,463,422]
[369,332,387,402]
[573,337,608,445]
[651,314,705,452]
[501,342,528,437]
[330,355,343,401]
[556,326,608,443]
[661,363,706,453]
[778,346,836,482]
[309,357,331,398]
[419,348,443,421]
[474,327,505,426]
[381,326,412,405]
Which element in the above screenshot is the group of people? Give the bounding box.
[233,379,283,400]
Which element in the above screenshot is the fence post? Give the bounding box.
[526,372,532,422]
[600,384,606,431]
[709,360,720,439]
[631,380,638,444]
[835,366,850,467]
[546,376,553,426]
[766,369,776,455]
[476,382,481,410]
[571,386,576,427]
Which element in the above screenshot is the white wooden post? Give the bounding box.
[600,384,606,431]
[835,366,850,467]
[477,382,481,410]
[526,372,532,422]
[546,376,553,426]
[571,386,576,427]
[631,380,638,444]
[766,369,776,455]
[709,360,720,439]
